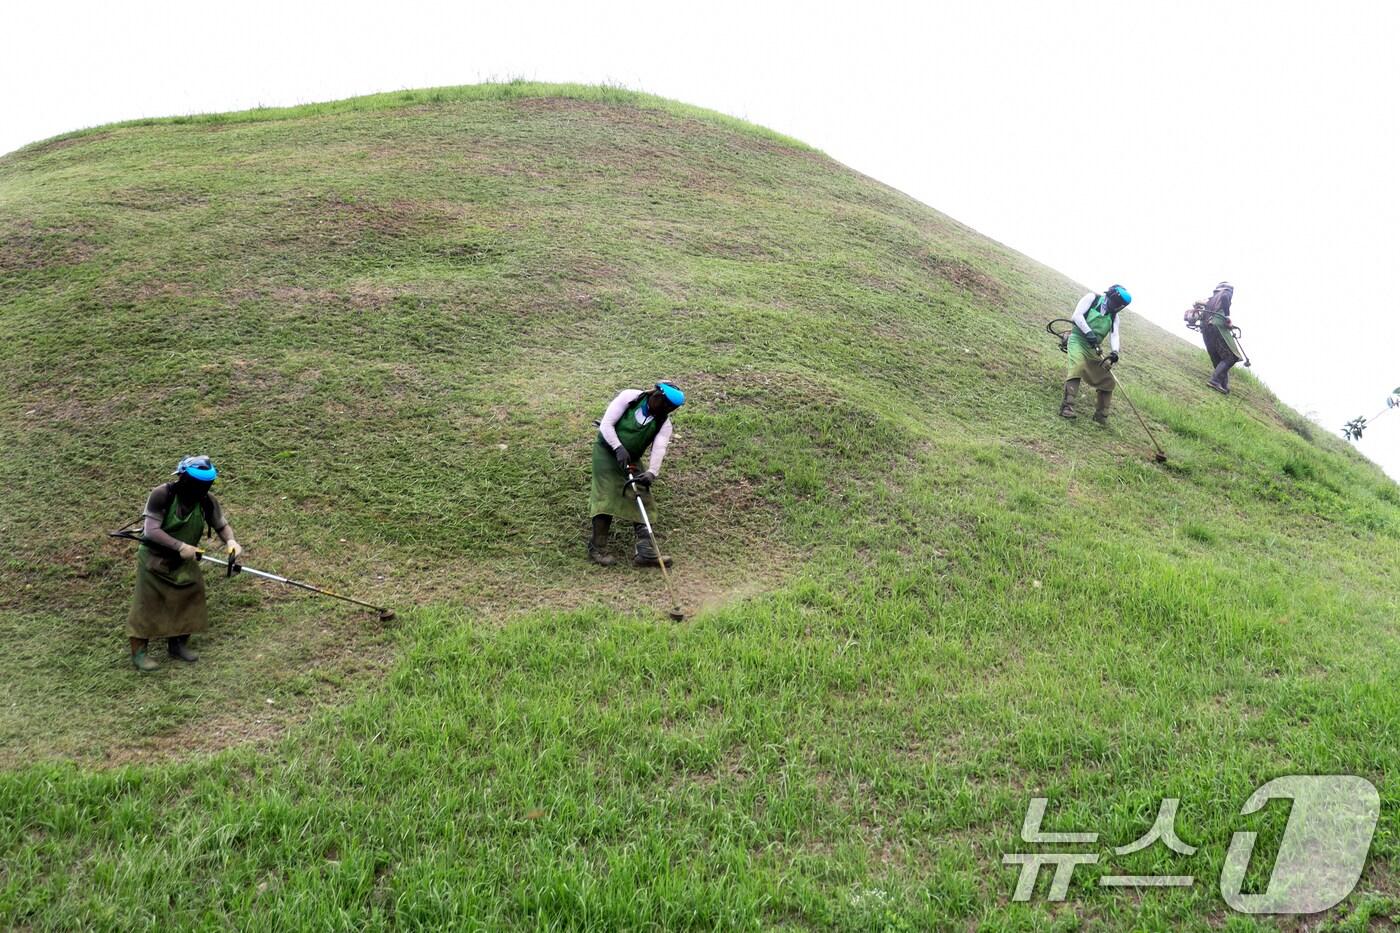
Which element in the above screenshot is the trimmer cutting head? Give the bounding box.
[667,608,685,622]
[378,609,397,622]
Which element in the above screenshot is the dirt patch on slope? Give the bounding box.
[916,250,1007,303]
[0,221,98,273]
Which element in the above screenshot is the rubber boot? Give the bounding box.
[588,514,616,566]
[633,522,673,568]
[1208,359,1232,394]
[130,637,159,672]
[1059,379,1079,419]
[168,634,199,662]
[1092,390,1112,425]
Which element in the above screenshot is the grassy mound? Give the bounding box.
[2,82,1398,928]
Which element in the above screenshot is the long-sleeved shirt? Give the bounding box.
[1204,288,1233,322]
[141,483,232,552]
[1071,292,1121,354]
[598,389,673,475]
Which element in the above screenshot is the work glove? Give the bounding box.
[632,470,656,488]
[177,543,200,561]
[225,539,242,560]
[1083,330,1102,348]
[613,445,631,469]
[1108,351,1119,364]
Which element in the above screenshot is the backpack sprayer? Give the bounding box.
[109,524,396,621]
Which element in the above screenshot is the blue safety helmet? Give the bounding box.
[173,455,218,482]
[1108,284,1132,306]
[657,381,685,409]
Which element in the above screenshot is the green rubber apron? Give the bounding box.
[126,494,210,638]
[1066,295,1118,392]
[590,396,665,523]
[1209,312,1243,359]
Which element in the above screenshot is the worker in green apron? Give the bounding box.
[1060,284,1132,424]
[127,456,242,672]
[1199,281,1242,393]
[589,382,685,567]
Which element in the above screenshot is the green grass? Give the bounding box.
[2,82,1400,929]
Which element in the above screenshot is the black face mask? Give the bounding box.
[175,477,213,504]
[647,390,676,419]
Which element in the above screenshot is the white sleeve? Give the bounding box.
[646,419,674,476]
[598,389,644,450]
[1070,292,1096,334]
[1109,315,1121,354]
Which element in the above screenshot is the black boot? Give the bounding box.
[168,634,199,662]
[1059,379,1079,418]
[588,515,616,566]
[1092,390,1111,425]
[1208,359,1232,394]
[633,522,673,568]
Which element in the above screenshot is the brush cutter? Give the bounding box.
[109,527,396,621]
[1228,325,1252,368]
[624,468,685,621]
[1046,318,1076,353]
[1098,353,1169,463]
[1183,302,1207,332]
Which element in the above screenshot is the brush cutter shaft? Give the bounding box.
[196,554,387,613]
[1103,362,1168,461]
[626,472,683,614]
[1233,334,1251,367]
[109,527,392,615]
[632,496,672,589]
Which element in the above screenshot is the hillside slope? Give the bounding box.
[2,83,1399,928]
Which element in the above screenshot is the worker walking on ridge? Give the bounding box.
[126,456,242,672]
[1196,281,1242,394]
[1059,284,1133,424]
[589,382,684,567]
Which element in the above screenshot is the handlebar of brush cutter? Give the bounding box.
[107,529,395,620]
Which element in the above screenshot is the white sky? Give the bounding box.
[5,0,1398,478]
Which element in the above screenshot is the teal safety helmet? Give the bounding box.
[1108,284,1132,306]
[657,381,685,408]
[173,455,218,482]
